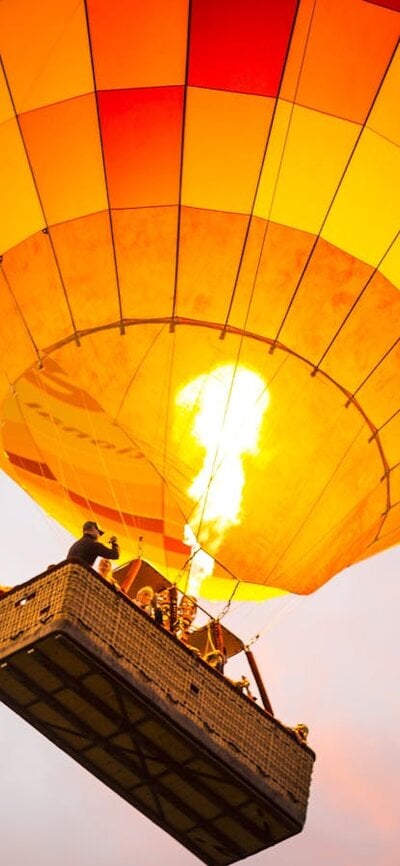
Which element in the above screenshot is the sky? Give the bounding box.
[0,469,399,866]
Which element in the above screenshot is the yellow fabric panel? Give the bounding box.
[0,0,93,113]
[368,47,400,147]
[379,416,400,480]
[0,118,44,252]
[112,208,177,319]
[182,87,274,214]
[381,234,400,290]
[19,95,107,226]
[388,469,400,515]
[369,505,400,551]
[352,341,400,430]
[323,130,400,274]
[0,450,187,577]
[87,0,188,88]
[50,213,121,332]
[264,484,386,595]
[8,408,121,509]
[3,233,73,350]
[254,101,359,235]
[199,577,286,603]
[1,362,188,575]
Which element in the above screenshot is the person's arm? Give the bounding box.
[95,537,120,560]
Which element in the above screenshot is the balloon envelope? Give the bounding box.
[0,0,399,600]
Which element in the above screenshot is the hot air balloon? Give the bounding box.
[1,0,400,605]
[0,0,399,861]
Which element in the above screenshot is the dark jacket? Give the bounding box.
[67,534,120,566]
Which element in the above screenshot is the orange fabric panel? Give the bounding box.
[19,94,107,226]
[52,326,171,422]
[183,87,274,213]
[282,0,400,122]
[112,208,177,319]
[50,213,121,332]
[164,344,386,593]
[0,0,93,113]
[0,361,189,576]
[177,208,249,321]
[87,0,188,88]
[0,62,14,123]
[2,233,73,349]
[98,87,183,208]
[271,239,375,364]
[0,270,38,379]
[320,270,400,403]
[379,415,400,469]
[232,221,315,338]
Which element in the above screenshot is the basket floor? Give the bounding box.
[0,630,301,866]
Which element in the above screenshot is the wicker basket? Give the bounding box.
[0,562,315,866]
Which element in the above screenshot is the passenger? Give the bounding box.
[177,595,199,651]
[204,649,225,673]
[134,585,154,616]
[291,723,309,744]
[152,591,164,626]
[156,588,172,630]
[67,521,120,567]
[178,595,197,631]
[98,558,120,589]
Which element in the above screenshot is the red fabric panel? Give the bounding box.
[67,489,188,554]
[188,0,299,96]
[98,87,184,208]
[68,489,163,532]
[6,452,56,481]
[363,0,400,10]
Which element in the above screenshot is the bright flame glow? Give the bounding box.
[177,364,269,557]
[183,523,215,597]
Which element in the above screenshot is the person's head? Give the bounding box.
[157,588,170,606]
[98,558,112,579]
[83,520,104,539]
[179,595,197,622]
[135,586,154,608]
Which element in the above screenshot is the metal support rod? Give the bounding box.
[245,649,274,716]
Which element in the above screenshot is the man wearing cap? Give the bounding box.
[67,521,120,567]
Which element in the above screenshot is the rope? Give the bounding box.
[221,0,315,335]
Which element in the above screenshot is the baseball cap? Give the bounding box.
[83,520,104,536]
